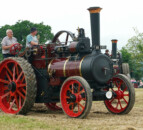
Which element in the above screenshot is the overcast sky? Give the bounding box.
[0,0,143,51]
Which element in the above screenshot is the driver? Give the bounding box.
[104,49,110,57]
[1,29,17,58]
[26,27,38,48]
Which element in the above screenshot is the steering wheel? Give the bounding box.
[10,43,22,55]
[52,31,76,45]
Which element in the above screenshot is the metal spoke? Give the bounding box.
[0,78,10,84]
[8,95,12,103]
[77,89,85,95]
[9,99,16,110]
[6,72,12,82]
[78,85,82,93]
[118,99,123,109]
[115,81,119,88]
[118,81,123,90]
[17,90,25,99]
[3,87,9,91]
[123,97,128,104]
[16,64,19,76]
[123,86,128,92]
[81,97,86,101]
[68,89,72,93]
[18,83,26,88]
[115,81,122,90]
[19,95,22,108]
[16,71,23,82]
[109,98,115,103]
[14,95,19,109]
[1,92,10,99]
[77,102,84,110]
[13,65,16,81]
[69,103,74,111]
[66,96,70,99]
[5,66,13,77]
[124,94,129,96]
[21,76,25,83]
[21,88,26,94]
[116,99,119,109]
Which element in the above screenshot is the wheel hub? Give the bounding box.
[75,94,82,102]
[70,94,76,102]
[115,90,123,99]
[8,82,16,92]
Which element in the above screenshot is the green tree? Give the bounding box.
[120,47,133,69]
[121,29,143,80]
[0,20,54,45]
[120,47,143,80]
[126,28,143,62]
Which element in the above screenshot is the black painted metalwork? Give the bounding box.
[111,39,118,59]
[88,7,102,51]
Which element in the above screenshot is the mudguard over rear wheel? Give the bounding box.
[0,57,37,114]
[60,76,92,118]
[104,74,135,114]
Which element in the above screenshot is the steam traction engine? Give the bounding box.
[111,39,131,78]
[0,7,135,118]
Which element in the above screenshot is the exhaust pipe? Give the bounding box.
[111,39,118,59]
[88,7,102,51]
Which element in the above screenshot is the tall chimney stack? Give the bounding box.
[111,39,118,59]
[88,7,102,51]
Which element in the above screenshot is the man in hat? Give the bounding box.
[1,29,17,58]
[26,27,38,47]
[104,49,110,57]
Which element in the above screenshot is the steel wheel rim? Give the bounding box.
[0,59,26,114]
[105,77,130,113]
[61,79,87,117]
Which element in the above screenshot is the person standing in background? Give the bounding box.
[1,29,17,58]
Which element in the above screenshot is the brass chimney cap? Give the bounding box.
[88,7,102,13]
[111,39,118,43]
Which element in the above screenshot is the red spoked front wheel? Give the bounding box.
[60,76,92,118]
[0,57,37,114]
[104,74,135,114]
[44,103,62,111]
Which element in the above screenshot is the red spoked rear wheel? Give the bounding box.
[60,76,92,118]
[0,57,37,114]
[44,103,62,111]
[104,74,135,114]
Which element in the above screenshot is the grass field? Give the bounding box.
[0,88,142,130]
